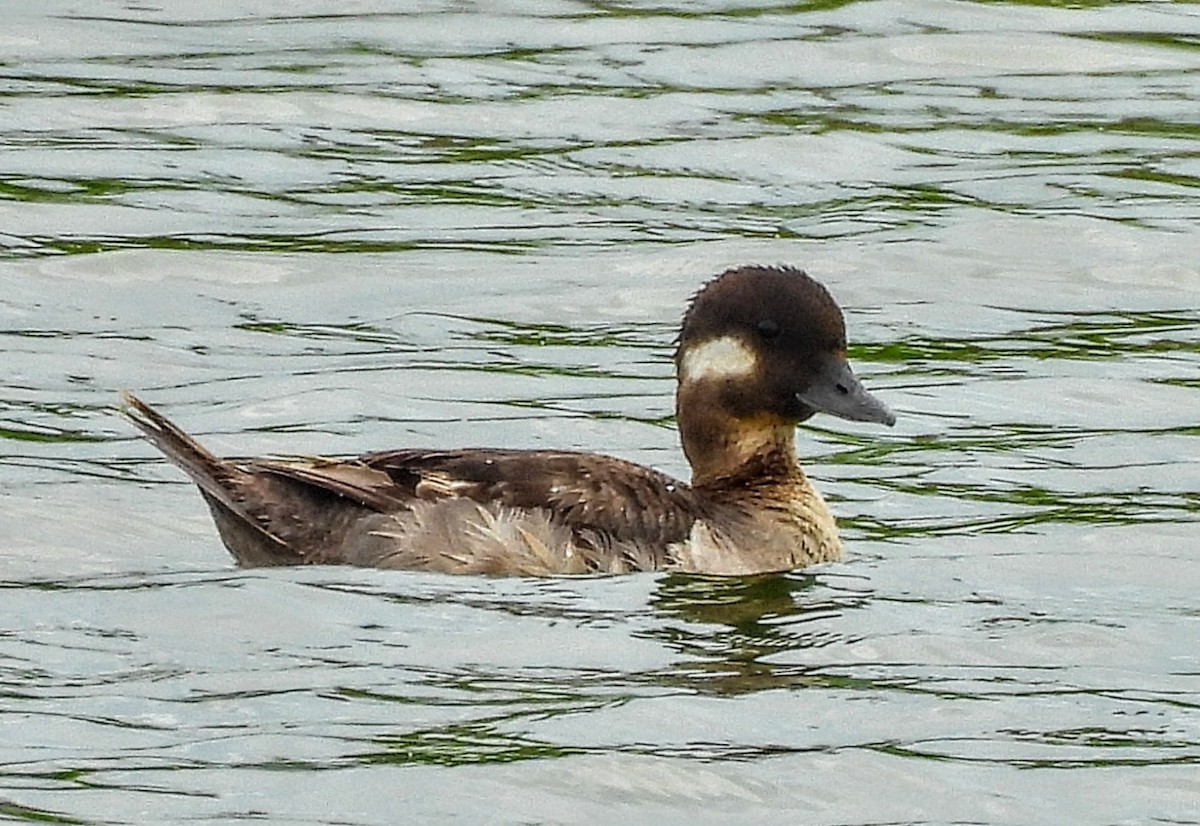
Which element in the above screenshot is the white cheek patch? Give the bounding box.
[680,335,758,384]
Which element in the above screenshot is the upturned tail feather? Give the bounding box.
[119,391,288,551]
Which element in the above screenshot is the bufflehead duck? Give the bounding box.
[122,265,894,575]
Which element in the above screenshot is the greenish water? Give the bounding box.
[2,1,1199,824]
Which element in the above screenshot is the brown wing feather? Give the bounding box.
[361,448,704,550]
[250,458,410,512]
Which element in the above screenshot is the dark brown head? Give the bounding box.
[674,265,895,429]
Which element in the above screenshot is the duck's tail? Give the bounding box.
[120,391,240,506]
[119,391,295,564]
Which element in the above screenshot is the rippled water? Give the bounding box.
[3,1,1199,823]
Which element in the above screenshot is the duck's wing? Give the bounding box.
[361,448,701,544]
[249,448,704,573]
[238,448,701,573]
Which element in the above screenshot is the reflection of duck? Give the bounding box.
[647,572,864,696]
[122,265,894,575]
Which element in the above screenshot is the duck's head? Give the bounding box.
[674,265,894,481]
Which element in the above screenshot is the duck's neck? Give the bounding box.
[676,382,802,490]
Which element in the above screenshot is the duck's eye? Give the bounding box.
[756,319,780,340]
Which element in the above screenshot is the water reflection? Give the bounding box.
[644,573,867,695]
[356,719,588,768]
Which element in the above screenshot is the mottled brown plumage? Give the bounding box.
[122,265,895,575]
